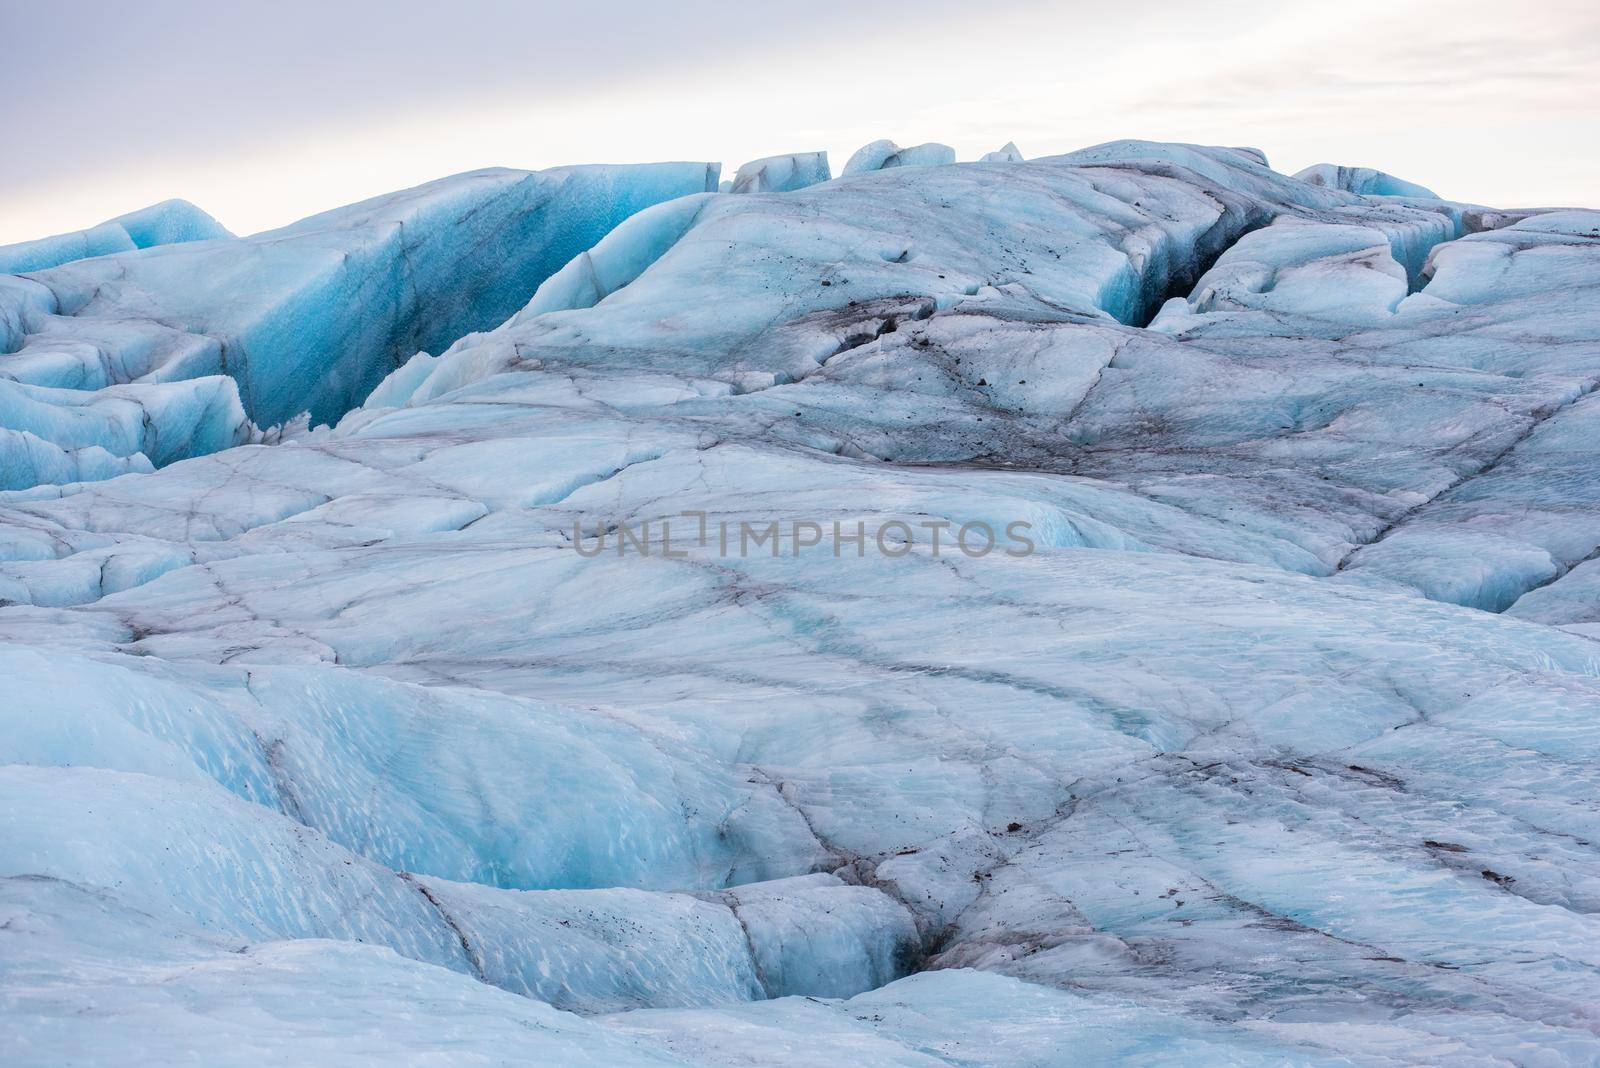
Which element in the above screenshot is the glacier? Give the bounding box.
[0,163,718,490]
[2,138,1599,1065]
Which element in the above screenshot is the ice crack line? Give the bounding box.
[1334,374,1600,574]
[400,873,488,982]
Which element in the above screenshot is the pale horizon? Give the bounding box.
[3,0,1596,244]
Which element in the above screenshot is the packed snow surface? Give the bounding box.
[3,140,1600,1065]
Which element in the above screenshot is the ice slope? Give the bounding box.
[3,141,1600,1064]
[0,163,718,489]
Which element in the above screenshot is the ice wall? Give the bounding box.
[0,163,718,489]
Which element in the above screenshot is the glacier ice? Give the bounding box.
[0,163,718,489]
[503,193,720,327]
[979,141,1025,162]
[841,138,902,175]
[728,151,831,194]
[1294,162,1441,199]
[0,199,232,275]
[841,138,958,176]
[3,138,1600,1065]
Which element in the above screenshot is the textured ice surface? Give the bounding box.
[3,140,1600,1065]
[0,163,717,488]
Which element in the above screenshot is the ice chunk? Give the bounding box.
[884,142,957,170]
[0,646,273,790]
[728,151,831,194]
[842,139,957,176]
[227,665,819,891]
[979,141,1025,162]
[1294,162,1440,199]
[841,139,900,175]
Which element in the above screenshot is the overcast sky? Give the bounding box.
[2,0,1596,242]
